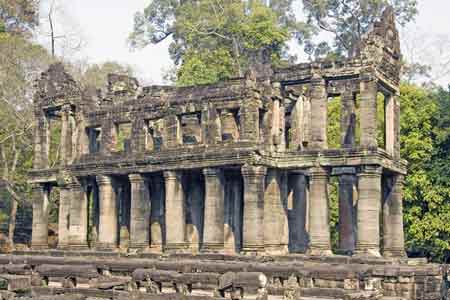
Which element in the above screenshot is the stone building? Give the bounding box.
[28,8,406,258]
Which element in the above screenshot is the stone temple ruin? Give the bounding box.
[0,8,448,300]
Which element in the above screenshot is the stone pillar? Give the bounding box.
[241,165,266,254]
[131,118,146,153]
[31,184,49,249]
[164,171,187,251]
[60,105,72,165]
[101,119,117,154]
[129,174,150,250]
[383,174,406,257]
[57,187,71,249]
[150,175,165,252]
[289,171,309,253]
[394,95,401,159]
[341,89,356,148]
[385,93,395,156]
[202,168,225,252]
[202,104,222,145]
[33,113,50,169]
[360,73,378,148]
[355,165,382,256]
[264,169,288,254]
[68,180,89,250]
[97,175,118,250]
[164,115,181,148]
[240,102,260,143]
[309,75,328,149]
[307,167,332,255]
[337,169,357,254]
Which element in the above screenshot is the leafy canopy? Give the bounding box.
[130,0,293,85]
[301,0,418,58]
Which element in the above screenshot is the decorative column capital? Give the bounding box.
[128,173,146,184]
[163,170,182,181]
[202,168,223,178]
[96,175,112,186]
[241,165,267,178]
[358,165,382,177]
[309,166,329,179]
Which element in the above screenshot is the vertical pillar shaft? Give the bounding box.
[264,169,288,254]
[383,174,406,257]
[360,73,378,148]
[131,118,146,153]
[338,173,357,253]
[385,94,395,156]
[164,115,181,148]
[33,113,50,169]
[241,165,266,254]
[202,104,222,145]
[310,75,328,149]
[394,95,401,159]
[341,90,356,147]
[164,171,187,251]
[69,180,89,249]
[308,167,331,255]
[60,105,72,165]
[97,175,118,250]
[31,184,49,249]
[129,174,150,249]
[356,165,382,256]
[240,103,260,143]
[150,175,165,251]
[57,187,71,249]
[202,168,225,252]
[101,119,117,154]
[289,171,309,253]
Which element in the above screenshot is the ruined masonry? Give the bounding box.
[5,8,444,300]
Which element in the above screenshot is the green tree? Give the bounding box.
[399,84,450,261]
[301,0,418,58]
[0,30,52,248]
[130,0,295,85]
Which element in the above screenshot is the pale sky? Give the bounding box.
[37,0,450,85]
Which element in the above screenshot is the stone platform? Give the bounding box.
[0,252,446,300]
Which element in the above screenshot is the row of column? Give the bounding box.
[31,165,405,257]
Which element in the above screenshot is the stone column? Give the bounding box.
[101,119,117,154]
[240,102,260,143]
[69,180,89,250]
[264,169,288,254]
[131,118,146,153]
[57,187,71,249]
[202,168,225,252]
[383,174,406,257]
[385,93,395,156]
[150,175,165,252]
[97,175,118,250]
[164,115,181,148]
[202,104,222,145]
[60,105,72,165]
[289,171,309,253]
[31,184,49,249]
[355,165,382,256]
[341,89,356,148]
[394,95,401,159]
[337,169,357,254]
[241,165,266,254]
[307,167,332,255]
[360,73,378,149]
[309,75,328,149]
[164,171,187,251]
[33,113,50,169]
[129,174,150,250]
